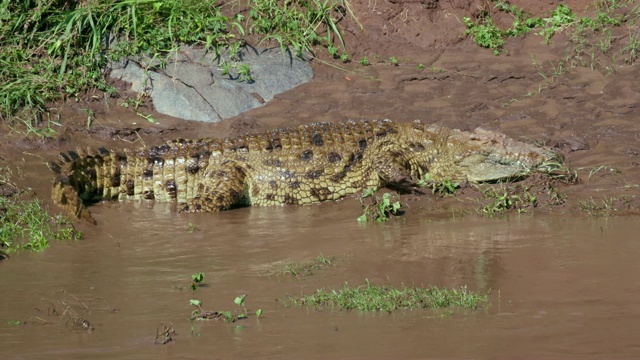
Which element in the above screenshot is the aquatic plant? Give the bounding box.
[290,279,488,312]
[357,189,402,222]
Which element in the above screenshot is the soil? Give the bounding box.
[2,2,640,358]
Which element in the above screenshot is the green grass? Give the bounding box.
[476,184,537,218]
[248,0,359,58]
[418,173,460,195]
[577,196,627,216]
[538,4,576,43]
[463,0,543,54]
[464,15,505,55]
[0,196,82,253]
[289,279,488,312]
[463,2,577,53]
[0,0,358,134]
[1,166,82,254]
[465,0,638,60]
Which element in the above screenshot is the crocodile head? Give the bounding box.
[459,127,568,182]
[455,148,567,182]
[409,124,569,183]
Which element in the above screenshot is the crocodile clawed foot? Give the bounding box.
[387,178,423,195]
[179,203,201,213]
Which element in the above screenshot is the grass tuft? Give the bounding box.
[290,280,488,312]
[0,166,82,254]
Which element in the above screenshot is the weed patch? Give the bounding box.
[476,184,538,217]
[464,15,505,55]
[289,279,488,312]
[0,167,82,255]
[418,173,460,196]
[465,0,638,63]
[248,0,359,59]
[577,196,629,216]
[575,165,621,182]
[357,189,402,222]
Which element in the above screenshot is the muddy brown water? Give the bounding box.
[2,200,640,358]
[3,1,640,358]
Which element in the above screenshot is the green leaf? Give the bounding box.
[362,188,375,198]
[234,295,246,306]
[192,272,204,283]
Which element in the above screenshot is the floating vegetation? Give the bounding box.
[289,280,488,313]
[190,295,262,324]
[20,290,117,332]
[283,254,335,277]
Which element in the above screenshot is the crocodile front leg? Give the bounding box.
[181,160,247,212]
[373,146,425,193]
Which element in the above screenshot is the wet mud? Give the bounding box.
[2,0,640,358]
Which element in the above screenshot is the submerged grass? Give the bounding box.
[577,196,628,216]
[284,254,335,277]
[290,280,488,312]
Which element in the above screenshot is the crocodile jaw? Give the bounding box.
[458,150,566,182]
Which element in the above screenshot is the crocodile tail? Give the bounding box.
[51,177,96,224]
[48,147,112,224]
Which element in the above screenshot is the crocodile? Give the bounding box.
[49,119,566,223]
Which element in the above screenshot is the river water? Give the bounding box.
[2,199,639,359]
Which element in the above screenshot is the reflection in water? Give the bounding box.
[1,200,640,359]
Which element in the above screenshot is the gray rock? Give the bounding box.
[108,45,314,122]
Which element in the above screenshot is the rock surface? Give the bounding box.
[108,45,314,122]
